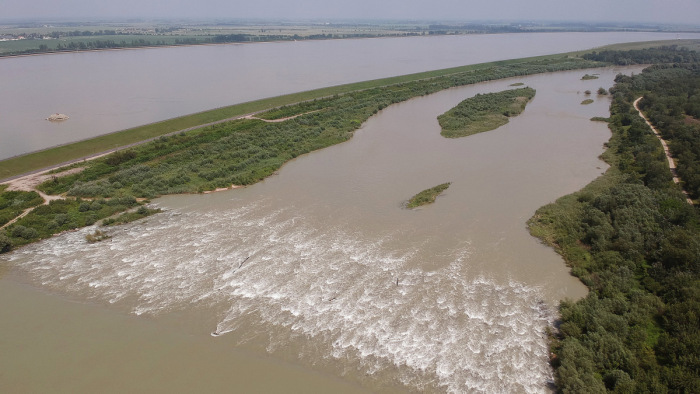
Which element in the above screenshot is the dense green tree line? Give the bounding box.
[631,64,700,200]
[583,45,700,65]
[529,47,700,392]
[0,56,600,253]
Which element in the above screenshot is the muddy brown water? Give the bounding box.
[1,66,644,393]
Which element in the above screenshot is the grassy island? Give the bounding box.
[438,87,536,138]
[406,183,451,208]
[581,99,594,105]
[581,73,599,80]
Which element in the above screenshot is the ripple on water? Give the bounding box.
[5,201,554,393]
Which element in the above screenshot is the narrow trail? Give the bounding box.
[0,168,83,230]
[243,110,322,123]
[633,96,694,205]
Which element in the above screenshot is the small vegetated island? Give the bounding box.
[406,182,451,208]
[437,87,536,138]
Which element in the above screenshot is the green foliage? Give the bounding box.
[437,87,536,138]
[582,74,600,80]
[528,47,700,392]
[0,230,10,253]
[406,183,451,208]
[583,45,700,65]
[2,196,140,251]
[582,99,595,105]
[633,64,700,201]
[0,189,44,227]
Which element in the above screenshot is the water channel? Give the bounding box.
[1,65,644,392]
[1,31,697,160]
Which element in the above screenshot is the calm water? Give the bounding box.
[0,32,697,160]
[1,66,644,392]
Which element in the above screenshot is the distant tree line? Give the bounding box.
[583,45,700,65]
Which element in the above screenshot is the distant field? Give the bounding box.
[0,35,205,54]
[0,23,429,56]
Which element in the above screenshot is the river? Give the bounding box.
[1,31,698,160]
[1,65,644,392]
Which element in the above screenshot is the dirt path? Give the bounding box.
[0,167,84,230]
[634,96,693,204]
[243,109,321,123]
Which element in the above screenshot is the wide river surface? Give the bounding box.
[2,62,644,392]
[1,31,698,160]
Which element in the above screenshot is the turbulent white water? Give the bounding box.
[7,200,554,393]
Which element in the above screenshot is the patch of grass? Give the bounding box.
[406,183,451,208]
[581,99,595,105]
[438,87,536,138]
[509,82,525,86]
[581,73,599,80]
[0,188,44,227]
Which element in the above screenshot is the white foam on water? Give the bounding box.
[4,200,554,393]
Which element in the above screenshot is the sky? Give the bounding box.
[2,0,700,25]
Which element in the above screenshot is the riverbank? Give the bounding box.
[527,51,700,392]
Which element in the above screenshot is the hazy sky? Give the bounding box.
[3,0,699,25]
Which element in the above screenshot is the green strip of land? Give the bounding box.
[5,39,694,180]
[438,87,536,138]
[0,53,594,180]
[406,183,451,208]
